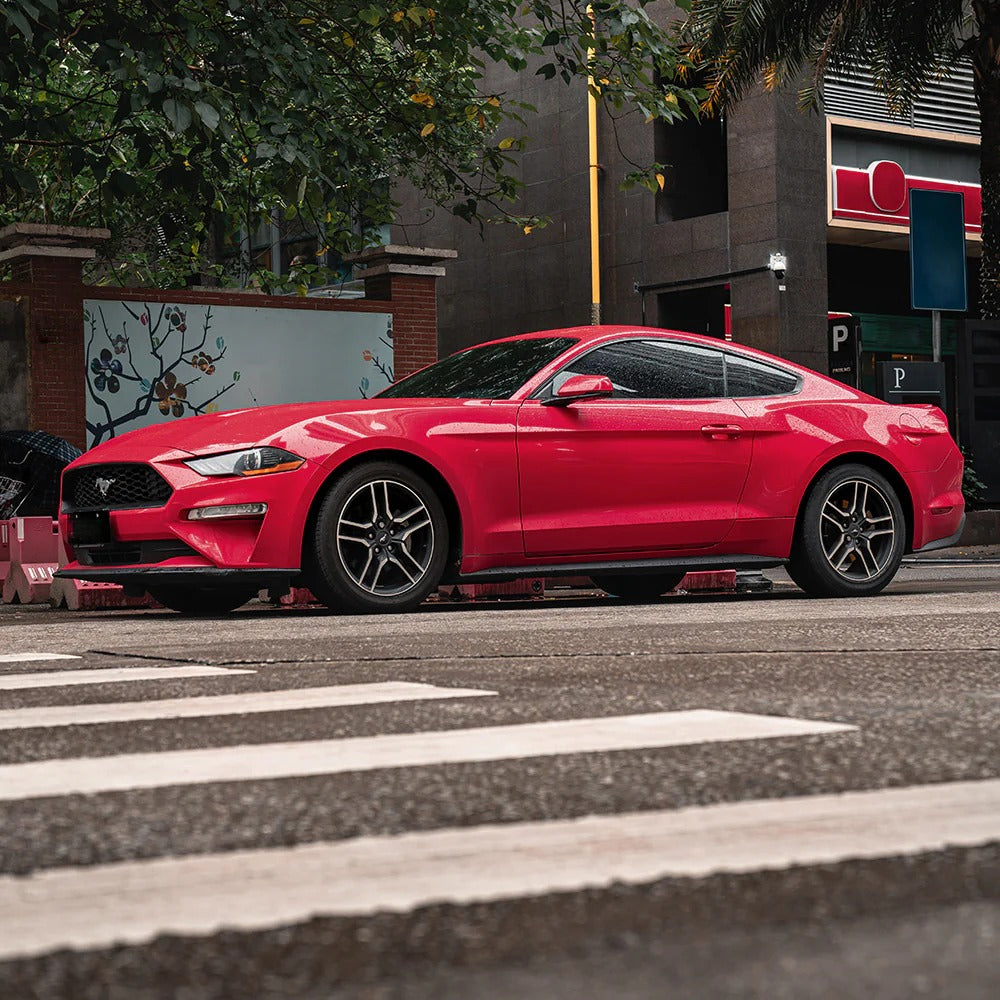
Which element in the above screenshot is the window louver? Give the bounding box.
[823,62,980,137]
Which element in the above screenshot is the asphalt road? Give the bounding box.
[0,562,997,999]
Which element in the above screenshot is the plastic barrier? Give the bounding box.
[678,570,738,592]
[439,578,545,602]
[1,517,60,604]
[260,585,322,607]
[49,534,154,611]
[0,521,11,597]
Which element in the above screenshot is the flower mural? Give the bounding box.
[84,301,392,447]
[358,319,394,397]
[90,349,123,393]
[84,304,242,445]
[153,372,188,417]
[188,351,217,375]
[165,306,187,333]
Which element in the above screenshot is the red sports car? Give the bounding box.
[57,326,965,614]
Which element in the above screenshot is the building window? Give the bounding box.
[654,114,728,222]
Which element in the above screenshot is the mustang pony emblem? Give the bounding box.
[94,476,116,498]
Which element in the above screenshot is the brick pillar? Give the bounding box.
[0,224,110,449]
[348,245,457,379]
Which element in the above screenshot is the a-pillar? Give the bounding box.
[348,245,457,378]
[0,224,109,450]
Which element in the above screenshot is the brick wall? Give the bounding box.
[382,274,441,377]
[7,257,89,448]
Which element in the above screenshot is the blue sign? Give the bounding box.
[909,189,968,312]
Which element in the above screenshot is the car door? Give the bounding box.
[515,339,753,557]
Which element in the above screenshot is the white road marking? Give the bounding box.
[0,682,496,731]
[0,665,255,692]
[0,710,854,802]
[0,653,81,664]
[0,778,995,961]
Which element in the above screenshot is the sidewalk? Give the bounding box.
[905,543,1000,563]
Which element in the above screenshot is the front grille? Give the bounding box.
[75,539,199,566]
[63,463,173,511]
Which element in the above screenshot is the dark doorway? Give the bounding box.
[657,285,728,339]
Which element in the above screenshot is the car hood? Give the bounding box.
[73,398,460,466]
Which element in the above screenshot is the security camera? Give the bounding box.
[768,252,787,282]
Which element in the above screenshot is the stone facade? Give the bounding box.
[393,57,830,370]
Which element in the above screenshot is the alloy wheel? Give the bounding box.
[818,478,897,581]
[335,479,435,596]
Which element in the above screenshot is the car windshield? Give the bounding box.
[377,337,578,399]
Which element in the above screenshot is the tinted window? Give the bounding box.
[549,340,725,399]
[725,354,799,397]
[377,337,577,399]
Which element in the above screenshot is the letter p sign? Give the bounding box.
[831,324,849,352]
[893,367,906,390]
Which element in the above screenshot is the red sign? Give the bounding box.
[832,160,981,234]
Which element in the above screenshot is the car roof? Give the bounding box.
[478,325,810,371]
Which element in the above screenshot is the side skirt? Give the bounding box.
[454,555,786,585]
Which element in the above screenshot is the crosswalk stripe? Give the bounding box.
[0,665,255,691]
[0,710,854,802]
[0,653,80,664]
[1,777,994,961]
[0,681,496,731]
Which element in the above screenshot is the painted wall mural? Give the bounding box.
[83,300,393,447]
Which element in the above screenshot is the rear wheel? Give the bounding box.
[148,585,256,616]
[309,461,449,613]
[787,463,905,598]
[591,572,685,601]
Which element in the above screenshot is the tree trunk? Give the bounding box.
[972,4,1000,319]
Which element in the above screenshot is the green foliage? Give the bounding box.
[683,1,967,113]
[0,1,696,288]
[961,446,989,508]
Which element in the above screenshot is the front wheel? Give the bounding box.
[309,461,449,613]
[787,463,905,598]
[591,572,685,601]
[148,585,256,616]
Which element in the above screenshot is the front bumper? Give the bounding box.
[59,455,325,580]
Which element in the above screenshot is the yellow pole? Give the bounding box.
[587,5,601,325]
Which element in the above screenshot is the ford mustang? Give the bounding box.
[57,326,965,614]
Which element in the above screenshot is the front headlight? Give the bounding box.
[184,447,305,477]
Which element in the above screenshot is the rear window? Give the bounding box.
[377,337,577,399]
[725,354,799,397]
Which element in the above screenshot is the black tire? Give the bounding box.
[591,572,685,601]
[309,461,449,613]
[148,585,256,616]
[787,463,905,598]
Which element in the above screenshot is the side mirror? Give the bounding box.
[541,373,614,407]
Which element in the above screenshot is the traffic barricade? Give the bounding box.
[439,578,545,602]
[49,534,154,610]
[0,520,11,597]
[1,517,60,604]
[678,570,738,592]
[260,585,322,607]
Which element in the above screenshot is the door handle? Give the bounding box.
[701,424,744,440]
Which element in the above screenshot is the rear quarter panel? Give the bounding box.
[734,390,961,552]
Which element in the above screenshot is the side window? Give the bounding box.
[550,340,725,400]
[725,354,799,397]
